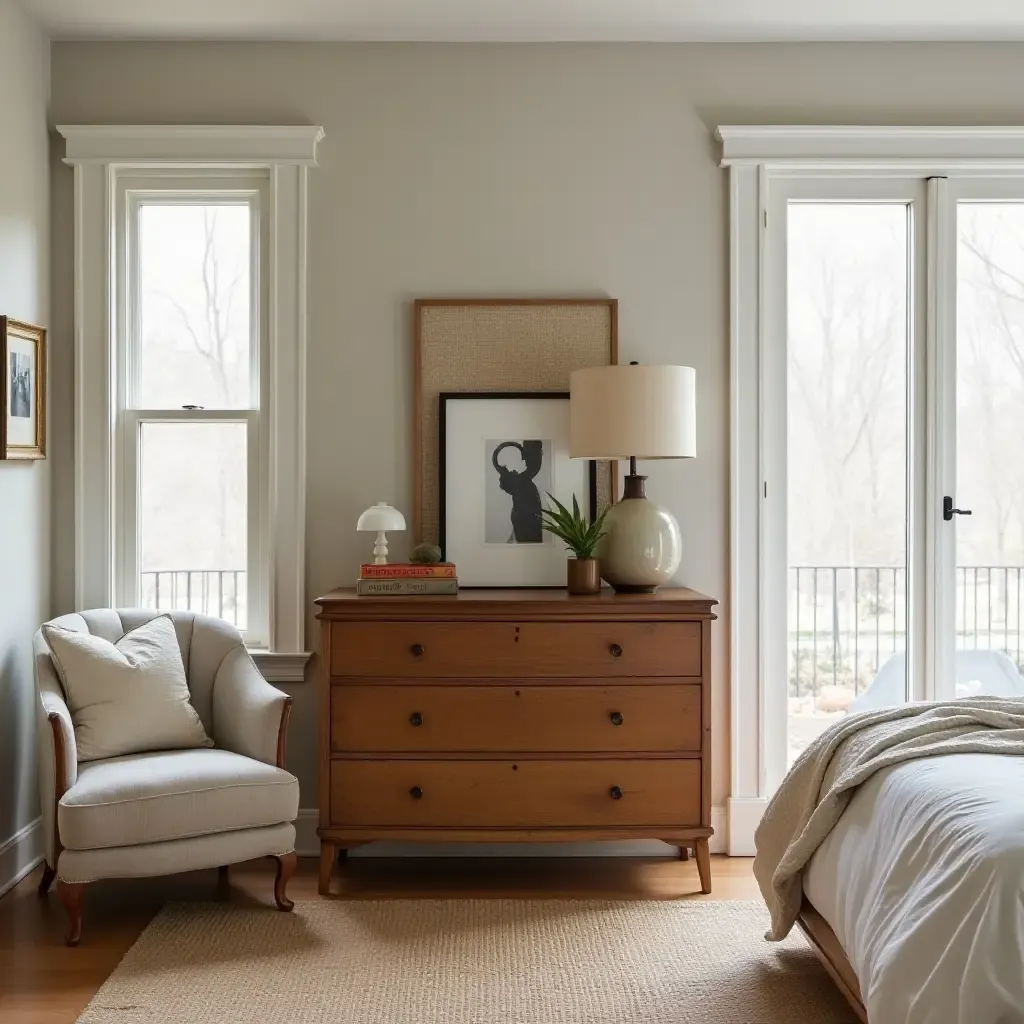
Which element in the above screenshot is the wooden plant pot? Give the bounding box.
[566,557,601,595]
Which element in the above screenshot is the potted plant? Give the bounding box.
[539,494,610,595]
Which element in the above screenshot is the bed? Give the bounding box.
[755,702,1024,1024]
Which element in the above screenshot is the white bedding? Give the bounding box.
[804,753,1024,1024]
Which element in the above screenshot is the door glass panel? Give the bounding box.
[955,203,1024,696]
[137,202,251,409]
[138,421,248,630]
[787,203,911,765]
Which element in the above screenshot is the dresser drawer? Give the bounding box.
[330,621,701,677]
[331,683,702,753]
[329,758,700,828]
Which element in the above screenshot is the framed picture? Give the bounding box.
[414,298,617,544]
[439,392,597,587]
[1,317,46,460]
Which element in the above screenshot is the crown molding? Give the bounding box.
[57,124,325,167]
[717,124,1024,170]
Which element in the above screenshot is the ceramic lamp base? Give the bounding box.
[597,475,681,594]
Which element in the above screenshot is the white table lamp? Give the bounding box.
[357,502,407,564]
[570,363,696,592]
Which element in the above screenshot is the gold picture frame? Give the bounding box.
[1,317,46,460]
[413,298,618,544]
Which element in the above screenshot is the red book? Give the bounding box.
[360,563,457,579]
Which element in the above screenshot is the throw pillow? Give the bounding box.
[43,614,213,762]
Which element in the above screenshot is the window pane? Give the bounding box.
[787,203,910,765]
[139,422,247,630]
[137,203,251,409]
[955,203,1024,696]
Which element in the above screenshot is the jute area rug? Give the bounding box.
[77,899,857,1023]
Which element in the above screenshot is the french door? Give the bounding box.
[764,176,1024,790]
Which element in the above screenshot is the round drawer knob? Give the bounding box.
[609,785,623,800]
[609,711,624,726]
[409,786,423,800]
[410,644,425,657]
[609,643,623,658]
[409,712,423,727]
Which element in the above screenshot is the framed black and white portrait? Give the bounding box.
[439,392,596,586]
[1,317,46,461]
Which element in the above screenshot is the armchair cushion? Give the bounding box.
[58,748,299,851]
[43,614,212,762]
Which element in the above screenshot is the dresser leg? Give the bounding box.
[694,837,711,894]
[677,845,689,862]
[319,840,335,896]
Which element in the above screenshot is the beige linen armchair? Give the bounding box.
[35,609,300,945]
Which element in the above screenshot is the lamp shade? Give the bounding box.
[570,364,696,460]
[356,502,407,532]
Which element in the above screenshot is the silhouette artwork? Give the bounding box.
[486,439,552,544]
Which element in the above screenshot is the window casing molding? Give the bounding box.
[59,124,323,681]
[719,125,1024,854]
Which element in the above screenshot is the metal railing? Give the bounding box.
[790,565,1024,698]
[140,570,247,629]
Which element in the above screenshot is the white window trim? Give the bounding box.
[59,124,324,682]
[719,125,1024,854]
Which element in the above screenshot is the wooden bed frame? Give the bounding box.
[797,900,868,1023]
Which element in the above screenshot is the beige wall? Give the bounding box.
[48,41,1024,822]
[0,0,49,877]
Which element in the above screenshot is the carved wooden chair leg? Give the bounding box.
[273,852,297,911]
[57,881,86,946]
[37,862,56,896]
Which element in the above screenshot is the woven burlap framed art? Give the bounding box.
[414,298,618,544]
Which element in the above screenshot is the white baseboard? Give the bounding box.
[296,805,728,858]
[727,797,767,856]
[0,817,43,898]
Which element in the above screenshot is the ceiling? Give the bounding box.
[20,0,1024,42]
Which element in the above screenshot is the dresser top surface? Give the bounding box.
[316,587,717,619]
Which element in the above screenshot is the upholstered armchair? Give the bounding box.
[35,609,300,945]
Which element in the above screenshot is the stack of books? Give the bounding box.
[356,562,458,596]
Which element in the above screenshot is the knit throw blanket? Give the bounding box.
[753,697,1024,940]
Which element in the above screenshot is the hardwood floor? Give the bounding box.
[0,854,757,1024]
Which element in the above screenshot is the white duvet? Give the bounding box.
[753,699,1024,1024]
[805,753,1024,1023]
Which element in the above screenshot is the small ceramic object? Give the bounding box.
[566,557,601,595]
[409,543,443,564]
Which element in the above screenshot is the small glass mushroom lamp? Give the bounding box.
[356,502,407,564]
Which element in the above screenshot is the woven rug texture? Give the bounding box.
[76,898,857,1023]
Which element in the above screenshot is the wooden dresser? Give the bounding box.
[315,588,717,894]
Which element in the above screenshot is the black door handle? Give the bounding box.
[943,496,973,521]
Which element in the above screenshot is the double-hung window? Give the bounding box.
[60,125,322,678]
[118,178,269,644]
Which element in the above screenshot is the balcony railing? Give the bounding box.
[789,565,1024,698]
[140,570,247,630]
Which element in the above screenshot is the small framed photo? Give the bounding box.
[439,392,597,587]
[1,318,46,460]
